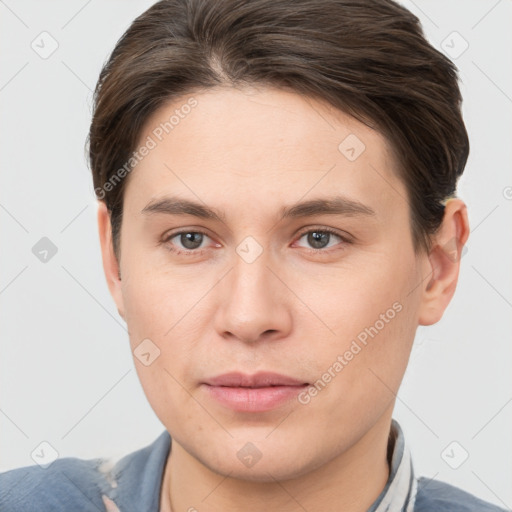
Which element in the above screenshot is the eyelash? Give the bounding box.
[161,227,352,256]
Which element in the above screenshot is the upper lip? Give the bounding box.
[203,372,308,388]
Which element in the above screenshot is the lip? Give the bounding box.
[201,372,309,412]
[203,371,308,387]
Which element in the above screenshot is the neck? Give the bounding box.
[160,413,393,512]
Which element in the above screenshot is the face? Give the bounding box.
[102,85,433,481]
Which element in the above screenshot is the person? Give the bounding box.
[0,0,507,510]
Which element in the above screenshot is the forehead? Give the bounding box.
[123,86,407,225]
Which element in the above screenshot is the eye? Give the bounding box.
[294,227,350,252]
[161,227,351,256]
[162,230,215,255]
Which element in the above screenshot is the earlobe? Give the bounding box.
[97,201,126,320]
[418,198,470,326]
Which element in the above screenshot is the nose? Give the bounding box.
[213,247,293,345]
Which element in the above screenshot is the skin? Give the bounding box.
[97,85,469,512]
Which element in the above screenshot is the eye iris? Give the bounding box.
[181,232,203,250]
[308,231,330,249]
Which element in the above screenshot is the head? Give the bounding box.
[90,0,469,481]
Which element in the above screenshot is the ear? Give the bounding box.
[418,198,470,326]
[97,201,125,320]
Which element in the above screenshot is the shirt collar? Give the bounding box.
[368,419,418,512]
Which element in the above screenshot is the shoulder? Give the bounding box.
[414,476,508,512]
[0,456,110,511]
[0,430,171,512]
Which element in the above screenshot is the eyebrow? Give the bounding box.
[140,195,376,222]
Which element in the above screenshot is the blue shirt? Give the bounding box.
[0,420,507,511]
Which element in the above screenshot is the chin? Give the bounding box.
[197,442,323,483]
[209,459,312,483]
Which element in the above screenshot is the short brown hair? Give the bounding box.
[87,0,469,259]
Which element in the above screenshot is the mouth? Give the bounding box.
[201,371,309,412]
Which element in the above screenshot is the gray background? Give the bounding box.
[1,0,511,508]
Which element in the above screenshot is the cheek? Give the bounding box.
[305,251,420,391]
[298,299,418,440]
[121,261,195,341]
[306,254,413,338]
[120,264,205,374]
[123,277,198,429]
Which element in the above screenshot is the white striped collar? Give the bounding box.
[368,419,418,512]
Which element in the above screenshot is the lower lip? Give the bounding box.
[202,384,308,412]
